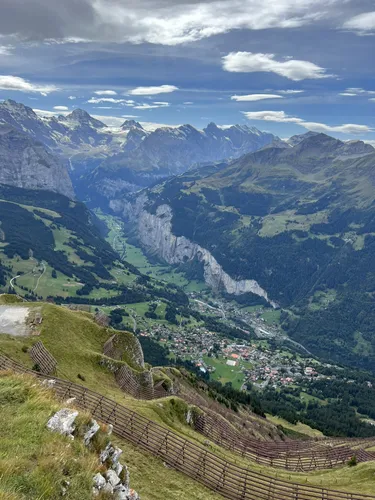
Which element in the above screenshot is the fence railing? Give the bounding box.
[193,410,375,471]
[29,341,57,375]
[1,354,374,500]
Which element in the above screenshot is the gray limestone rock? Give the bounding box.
[106,469,121,487]
[46,408,78,437]
[92,473,106,490]
[83,419,100,446]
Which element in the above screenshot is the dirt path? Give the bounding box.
[33,262,46,292]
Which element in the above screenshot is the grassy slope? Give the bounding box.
[1,301,375,497]
[0,198,140,300]
[0,372,96,500]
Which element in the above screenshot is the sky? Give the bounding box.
[0,0,374,142]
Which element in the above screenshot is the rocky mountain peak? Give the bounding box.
[0,99,38,120]
[287,131,319,147]
[178,124,201,136]
[121,119,144,130]
[65,109,106,128]
[204,122,222,135]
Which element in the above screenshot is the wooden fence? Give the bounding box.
[193,410,375,471]
[29,341,57,375]
[1,354,375,500]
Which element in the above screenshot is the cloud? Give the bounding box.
[68,95,76,100]
[340,87,375,96]
[183,102,193,105]
[339,88,375,99]
[53,105,68,111]
[87,97,135,105]
[223,52,330,81]
[302,122,372,134]
[343,11,375,34]
[243,110,372,134]
[122,114,139,118]
[0,75,58,94]
[0,0,341,46]
[242,110,303,123]
[133,102,170,109]
[278,90,305,94]
[91,114,124,127]
[33,108,69,117]
[128,85,178,95]
[231,94,283,102]
[0,46,12,55]
[93,90,117,95]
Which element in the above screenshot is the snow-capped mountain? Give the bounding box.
[0,99,278,202]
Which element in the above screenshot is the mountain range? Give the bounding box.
[0,99,277,202]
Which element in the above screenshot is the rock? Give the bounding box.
[100,443,123,466]
[92,487,100,497]
[107,424,113,435]
[93,473,106,490]
[65,397,76,406]
[112,461,123,477]
[100,443,112,463]
[46,408,78,437]
[113,484,130,499]
[83,419,100,446]
[102,482,114,495]
[121,464,130,489]
[42,379,56,388]
[186,409,192,425]
[106,469,121,487]
[111,447,123,465]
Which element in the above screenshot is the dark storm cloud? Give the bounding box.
[0,0,373,45]
[0,0,96,41]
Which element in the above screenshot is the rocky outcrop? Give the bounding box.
[113,195,275,306]
[46,408,78,436]
[0,124,74,198]
[47,408,140,499]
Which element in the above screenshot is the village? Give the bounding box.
[139,321,326,391]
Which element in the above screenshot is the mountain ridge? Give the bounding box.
[0,99,278,202]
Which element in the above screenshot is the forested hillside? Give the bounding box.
[126,133,375,370]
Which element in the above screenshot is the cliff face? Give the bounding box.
[0,124,74,199]
[112,195,275,306]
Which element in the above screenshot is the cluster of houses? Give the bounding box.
[140,322,327,390]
